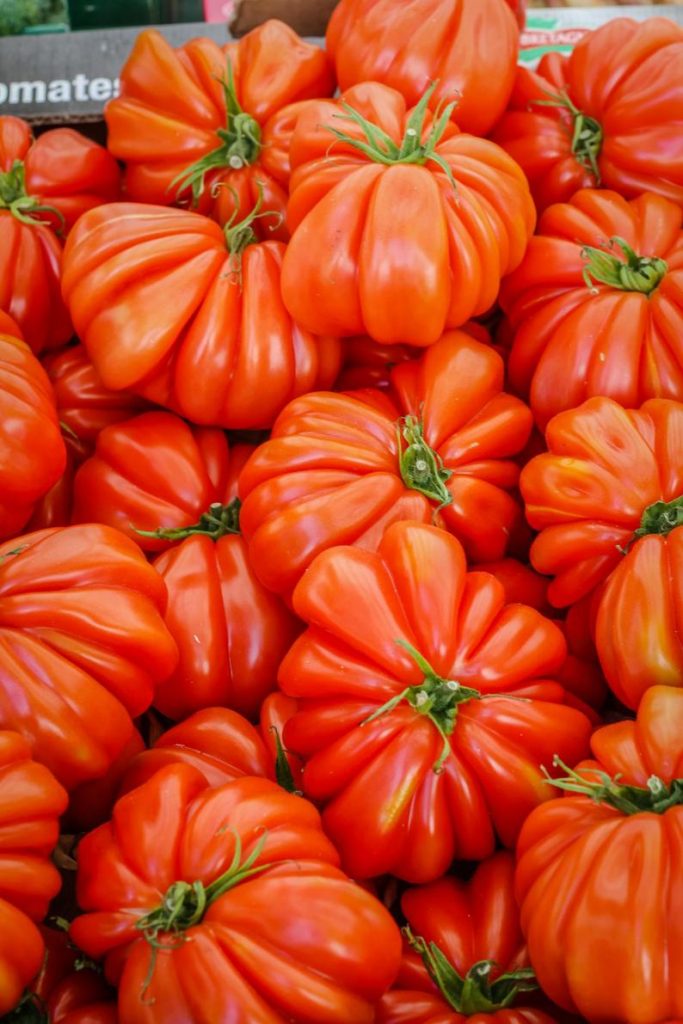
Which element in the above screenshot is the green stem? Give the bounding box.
[581,236,668,295]
[270,727,302,796]
[398,415,453,511]
[0,160,66,234]
[533,89,602,184]
[405,928,537,1014]
[0,545,27,567]
[169,61,261,205]
[544,756,683,815]
[134,498,241,543]
[635,495,683,538]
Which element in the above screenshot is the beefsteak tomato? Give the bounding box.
[281,82,536,345]
[239,330,533,598]
[521,396,683,707]
[516,685,683,1023]
[500,189,683,429]
[0,311,66,540]
[105,21,333,231]
[326,0,519,136]
[0,525,177,788]
[492,18,683,213]
[70,765,402,1023]
[279,521,592,882]
[61,203,341,427]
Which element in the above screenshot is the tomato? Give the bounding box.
[521,396,683,708]
[21,926,118,1024]
[64,729,145,834]
[61,203,341,427]
[279,521,592,882]
[326,0,519,136]
[71,412,237,552]
[492,18,683,213]
[70,765,402,1023]
[0,312,66,540]
[0,525,177,789]
[499,189,683,429]
[516,685,683,1023]
[378,853,555,1024]
[239,331,532,598]
[281,83,536,346]
[25,447,76,532]
[0,903,43,1017]
[105,21,333,232]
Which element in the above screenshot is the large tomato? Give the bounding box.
[61,203,341,427]
[0,733,68,1015]
[326,0,519,136]
[281,82,536,346]
[499,189,683,429]
[0,524,177,789]
[0,311,66,540]
[239,331,533,598]
[516,685,683,1023]
[70,765,402,1023]
[279,521,592,882]
[378,853,554,1024]
[492,18,683,213]
[521,396,683,708]
[105,21,333,232]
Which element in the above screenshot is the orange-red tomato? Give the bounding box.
[26,926,118,1024]
[516,686,683,1022]
[326,0,519,136]
[282,83,536,346]
[0,525,177,789]
[71,766,402,1023]
[500,189,683,430]
[492,18,683,213]
[240,331,533,599]
[61,204,341,427]
[521,396,683,708]
[105,21,333,232]
[280,521,591,882]
[0,311,66,539]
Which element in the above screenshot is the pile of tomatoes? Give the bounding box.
[1,1,682,1021]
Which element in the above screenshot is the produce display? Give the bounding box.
[0,1,682,1021]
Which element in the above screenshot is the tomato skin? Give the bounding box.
[0,316,66,539]
[71,766,402,1023]
[239,331,533,599]
[61,204,341,425]
[282,84,535,345]
[500,189,683,430]
[516,687,683,1022]
[326,0,519,136]
[64,729,146,834]
[152,533,300,720]
[0,525,178,789]
[27,926,118,1024]
[105,22,333,231]
[0,901,44,1016]
[279,521,591,882]
[492,18,683,213]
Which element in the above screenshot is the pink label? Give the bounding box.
[204,0,235,22]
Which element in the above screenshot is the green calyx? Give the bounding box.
[581,236,668,296]
[533,89,602,183]
[135,498,241,543]
[635,495,683,539]
[170,62,261,205]
[544,756,683,816]
[0,160,65,233]
[327,81,459,190]
[362,640,481,773]
[405,928,537,1014]
[270,726,302,796]
[398,415,453,511]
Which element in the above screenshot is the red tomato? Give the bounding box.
[0,312,66,539]
[0,525,177,789]
[61,203,341,427]
[239,331,533,598]
[279,521,592,882]
[282,83,536,346]
[105,21,333,231]
[0,902,44,1017]
[521,397,683,708]
[65,729,146,834]
[26,926,118,1024]
[516,686,683,1022]
[326,0,519,136]
[378,853,556,1024]
[25,446,76,532]
[70,765,402,1023]
[500,189,683,430]
[492,18,683,213]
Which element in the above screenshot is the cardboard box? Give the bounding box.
[229,0,337,36]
